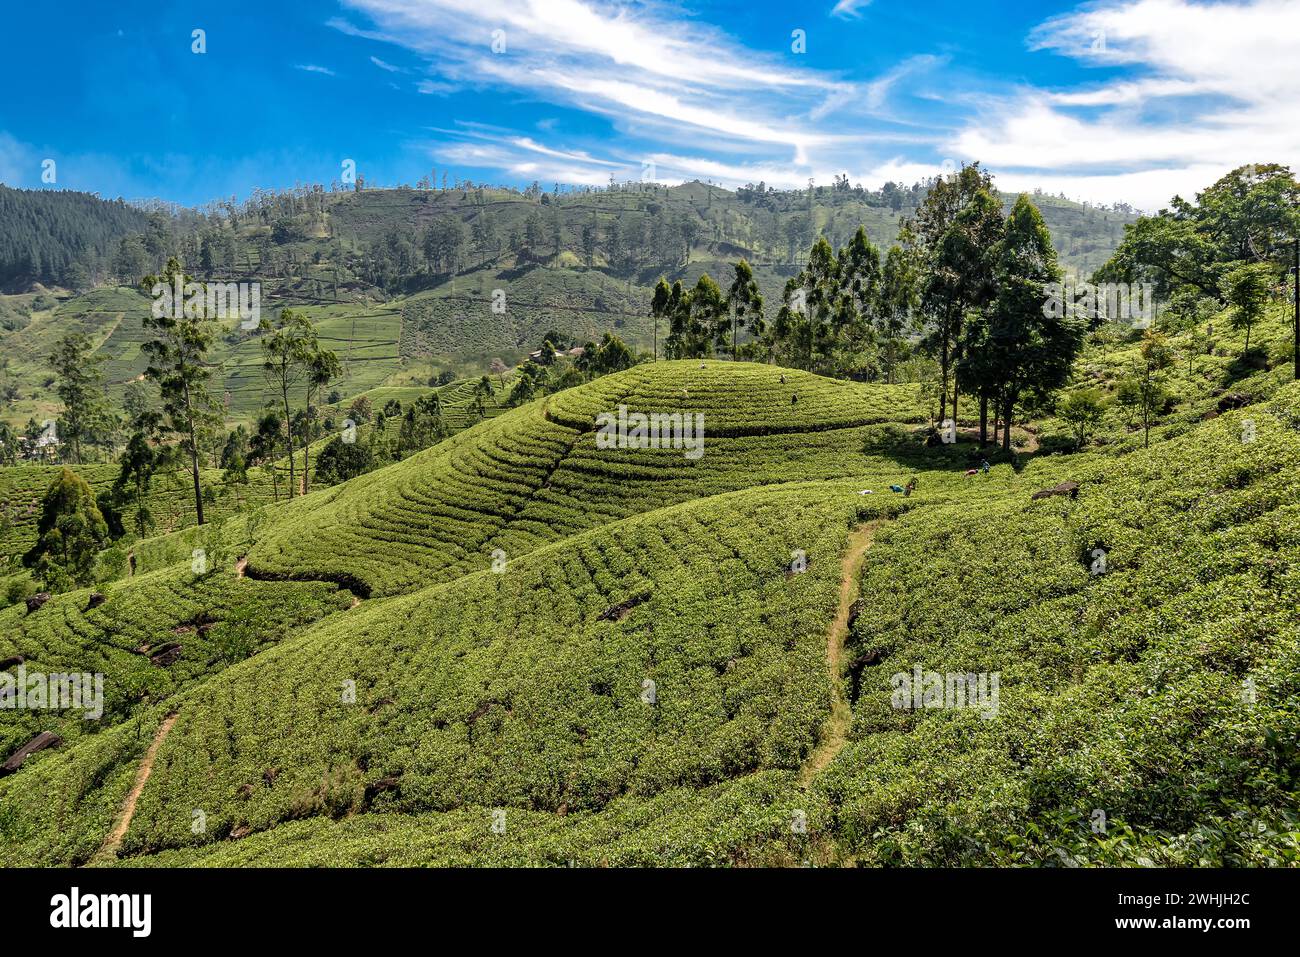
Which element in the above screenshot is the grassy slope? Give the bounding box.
[242,362,929,597]
[1,312,1297,865]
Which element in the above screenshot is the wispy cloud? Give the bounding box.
[369,55,401,72]
[333,0,926,182]
[332,0,1296,211]
[831,0,874,18]
[949,0,1300,209]
[415,78,457,96]
[295,64,336,76]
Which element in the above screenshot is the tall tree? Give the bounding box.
[249,412,285,502]
[923,187,1004,425]
[259,309,316,498]
[836,227,882,360]
[471,375,495,420]
[1221,261,1272,353]
[976,195,1084,453]
[725,260,765,361]
[666,274,724,359]
[650,278,671,362]
[108,384,167,537]
[141,257,219,525]
[798,237,840,370]
[878,245,917,384]
[49,332,112,464]
[902,164,995,422]
[302,347,341,494]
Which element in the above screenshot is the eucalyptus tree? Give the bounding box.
[260,308,317,497]
[724,260,765,361]
[141,257,220,524]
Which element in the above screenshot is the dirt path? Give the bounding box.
[798,522,879,786]
[90,712,178,865]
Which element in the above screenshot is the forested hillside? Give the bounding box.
[0,186,151,290]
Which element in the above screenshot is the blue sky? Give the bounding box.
[1,0,1296,211]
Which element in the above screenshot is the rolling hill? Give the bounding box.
[2,292,1297,866]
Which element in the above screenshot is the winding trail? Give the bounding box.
[90,712,178,865]
[798,521,880,786]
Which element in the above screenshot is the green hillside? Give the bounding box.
[241,363,927,598]
[2,163,1296,870]
[2,293,1298,865]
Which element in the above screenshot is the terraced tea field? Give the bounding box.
[1,359,1297,868]
[243,363,930,597]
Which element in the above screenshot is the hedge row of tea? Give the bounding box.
[1,482,885,863]
[817,388,1300,865]
[244,363,935,597]
[0,562,351,763]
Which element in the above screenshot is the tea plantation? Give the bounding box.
[1,350,1297,867]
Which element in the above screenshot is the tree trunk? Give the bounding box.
[183,378,205,525]
[1142,367,1152,449]
[1002,395,1014,453]
[938,336,949,425]
[282,383,296,498]
[302,386,312,495]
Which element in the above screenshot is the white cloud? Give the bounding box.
[333,0,1295,210]
[831,0,874,18]
[950,0,1300,209]
[296,64,336,76]
[369,56,401,72]
[996,164,1230,210]
[334,0,925,173]
[416,79,457,95]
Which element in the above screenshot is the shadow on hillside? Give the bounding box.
[1220,347,1271,386]
[860,423,1045,474]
